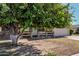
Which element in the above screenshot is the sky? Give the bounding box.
[70,3,79,25]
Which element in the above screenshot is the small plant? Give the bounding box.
[45,52,57,56]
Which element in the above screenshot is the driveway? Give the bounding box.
[66,35,79,40]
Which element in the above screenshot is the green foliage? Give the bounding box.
[45,52,57,56]
[0,3,73,33]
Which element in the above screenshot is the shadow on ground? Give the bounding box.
[23,36,66,41]
[0,41,42,56]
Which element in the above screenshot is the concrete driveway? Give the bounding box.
[66,35,79,40]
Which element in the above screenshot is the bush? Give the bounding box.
[45,52,57,56]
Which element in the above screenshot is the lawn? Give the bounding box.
[0,38,79,56]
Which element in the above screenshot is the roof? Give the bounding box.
[72,25,79,29]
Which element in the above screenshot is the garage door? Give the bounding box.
[53,28,70,37]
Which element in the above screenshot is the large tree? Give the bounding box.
[0,3,72,45]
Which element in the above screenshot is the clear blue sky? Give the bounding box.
[70,3,79,25]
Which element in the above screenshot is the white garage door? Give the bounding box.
[53,28,70,37]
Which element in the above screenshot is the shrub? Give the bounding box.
[45,52,57,56]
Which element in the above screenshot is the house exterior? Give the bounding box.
[0,26,70,39]
[53,28,70,37]
[72,25,79,33]
[31,28,70,38]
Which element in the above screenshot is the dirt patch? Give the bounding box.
[1,38,79,56]
[18,38,79,56]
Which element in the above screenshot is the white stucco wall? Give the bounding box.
[53,28,70,37]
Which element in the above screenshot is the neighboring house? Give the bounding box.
[72,25,79,33]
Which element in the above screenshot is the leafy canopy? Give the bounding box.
[0,3,72,32]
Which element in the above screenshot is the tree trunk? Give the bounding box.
[10,34,18,45]
[29,27,32,38]
[2,24,26,46]
[10,26,26,46]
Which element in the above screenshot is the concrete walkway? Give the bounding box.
[72,53,79,56]
[66,35,79,40]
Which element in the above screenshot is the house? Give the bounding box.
[72,25,79,33]
[31,28,70,38]
[0,26,70,39]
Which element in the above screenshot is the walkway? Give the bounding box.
[66,35,79,40]
[72,53,79,56]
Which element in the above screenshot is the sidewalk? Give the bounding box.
[72,53,79,56]
[66,35,79,40]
